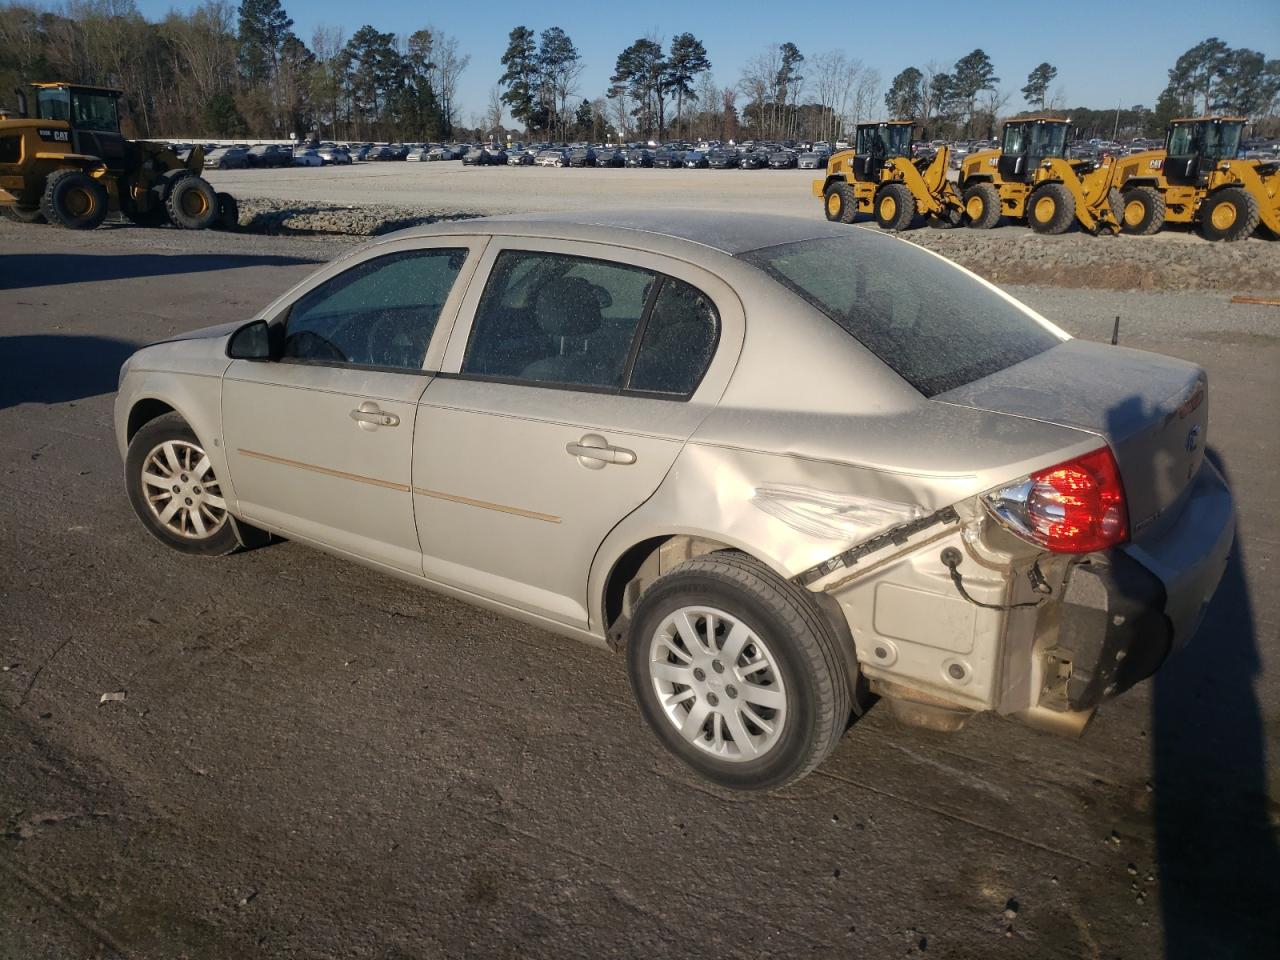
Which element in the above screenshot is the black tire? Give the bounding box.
[823,182,857,223]
[874,183,915,231]
[1027,182,1075,235]
[1118,186,1165,236]
[125,413,239,557]
[3,204,45,224]
[40,170,109,230]
[626,552,851,791]
[1199,188,1260,242]
[215,192,239,230]
[166,176,218,229]
[963,182,1002,229]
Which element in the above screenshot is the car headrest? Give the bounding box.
[536,278,602,337]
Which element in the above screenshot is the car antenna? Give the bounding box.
[1111,315,1120,346]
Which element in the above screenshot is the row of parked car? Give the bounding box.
[458,140,839,170]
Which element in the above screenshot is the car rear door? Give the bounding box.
[411,237,743,629]
[220,238,484,573]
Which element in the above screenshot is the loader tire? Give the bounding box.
[823,182,857,223]
[3,204,46,224]
[1118,186,1165,236]
[214,192,239,230]
[40,170,109,230]
[962,183,1002,228]
[1199,188,1260,242]
[874,183,915,231]
[1027,183,1074,235]
[166,176,218,230]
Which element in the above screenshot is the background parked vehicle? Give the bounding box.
[568,146,597,167]
[652,147,684,168]
[206,146,250,169]
[624,147,653,167]
[707,148,739,169]
[739,150,768,170]
[291,148,324,167]
[595,147,624,167]
[317,146,352,165]
[768,149,798,169]
[247,144,290,168]
[535,148,570,167]
[682,150,709,169]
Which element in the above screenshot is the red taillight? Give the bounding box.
[983,447,1129,554]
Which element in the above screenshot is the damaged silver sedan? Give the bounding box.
[114,212,1234,790]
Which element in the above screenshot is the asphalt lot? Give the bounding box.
[1,219,1278,960]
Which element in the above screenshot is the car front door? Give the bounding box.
[412,238,742,629]
[221,239,481,573]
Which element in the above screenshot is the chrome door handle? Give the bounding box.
[566,433,636,469]
[350,401,399,430]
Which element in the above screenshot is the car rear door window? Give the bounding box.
[283,248,467,371]
[462,251,655,389]
[628,278,719,396]
[462,250,720,397]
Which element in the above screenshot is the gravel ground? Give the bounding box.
[1,222,1278,959]
[197,163,1280,292]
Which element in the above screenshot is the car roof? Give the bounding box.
[396,211,856,256]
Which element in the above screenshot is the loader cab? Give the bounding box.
[998,119,1068,181]
[1163,117,1244,183]
[31,83,126,167]
[853,122,913,179]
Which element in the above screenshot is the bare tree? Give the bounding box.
[428,28,470,134]
[485,84,505,139]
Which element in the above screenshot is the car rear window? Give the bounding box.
[740,236,1061,397]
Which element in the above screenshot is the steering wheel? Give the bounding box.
[365,312,420,369]
[285,330,346,362]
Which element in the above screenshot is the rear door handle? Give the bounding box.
[350,401,400,430]
[566,433,637,469]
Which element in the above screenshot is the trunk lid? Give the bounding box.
[933,339,1208,541]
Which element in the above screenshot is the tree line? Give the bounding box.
[0,0,468,141]
[1,5,1277,145]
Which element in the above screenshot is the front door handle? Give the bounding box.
[566,433,637,469]
[350,401,400,431]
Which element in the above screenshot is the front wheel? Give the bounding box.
[963,182,1002,229]
[125,413,239,556]
[626,552,850,791]
[1027,183,1075,235]
[823,182,857,223]
[874,183,915,231]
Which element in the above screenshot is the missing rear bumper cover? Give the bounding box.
[793,506,960,587]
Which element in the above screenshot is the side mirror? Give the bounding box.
[227,319,273,361]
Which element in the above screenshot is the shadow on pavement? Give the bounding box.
[1154,450,1280,956]
[0,335,138,410]
[0,252,318,290]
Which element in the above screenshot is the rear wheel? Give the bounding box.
[40,170,109,230]
[823,181,857,223]
[1119,186,1165,235]
[626,552,851,791]
[3,204,45,224]
[963,183,1003,228]
[1199,188,1260,242]
[1027,183,1075,235]
[874,183,915,231]
[166,176,218,230]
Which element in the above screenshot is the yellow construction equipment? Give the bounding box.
[0,82,232,230]
[957,117,1122,234]
[813,121,963,230]
[1112,116,1279,240]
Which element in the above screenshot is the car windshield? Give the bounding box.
[739,236,1061,397]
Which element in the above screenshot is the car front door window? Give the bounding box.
[284,249,468,371]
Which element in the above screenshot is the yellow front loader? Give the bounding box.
[957,118,1122,234]
[0,82,231,230]
[1112,117,1279,240]
[813,121,963,231]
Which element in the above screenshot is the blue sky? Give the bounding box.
[137,0,1280,121]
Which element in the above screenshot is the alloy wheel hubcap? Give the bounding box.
[648,605,787,762]
[141,440,228,539]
